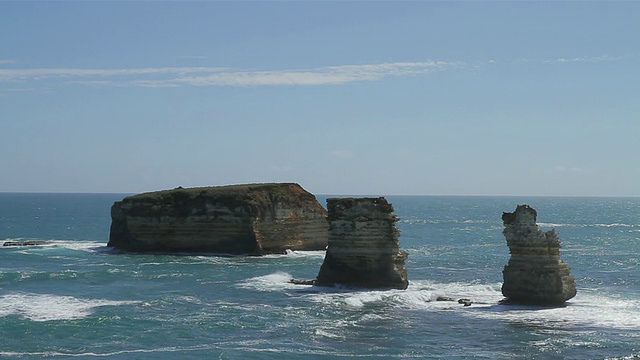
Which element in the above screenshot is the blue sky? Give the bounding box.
[1,1,639,196]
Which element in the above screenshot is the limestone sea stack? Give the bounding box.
[501,204,577,305]
[108,183,328,255]
[315,197,409,290]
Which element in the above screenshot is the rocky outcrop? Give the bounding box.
[501,204,577,305]
[107,183,328,255]
[314,197,408,289]
[2,240,50,247]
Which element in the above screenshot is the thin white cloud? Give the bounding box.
[143,61,454,87]
[0,67,227,82]
[545,55,619,64]
[0,61,457,88]
[2,86,53,92]
[0,56,623,88]
[514,55,622,65]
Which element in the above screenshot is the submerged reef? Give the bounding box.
[314,197,409,289]
[107,183,328,255]
[501,204,577,305]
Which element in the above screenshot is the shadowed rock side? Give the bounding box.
[315,197,409,290]
[107,183,328,255]
[501,204,577,305]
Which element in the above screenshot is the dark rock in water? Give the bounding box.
[434,296,473,306]
[107,183,328,255]
[436,296,456,302]
[2,240,50,247]
[501,204,577,305]
[289,278,315,286]
[314,197,409,290]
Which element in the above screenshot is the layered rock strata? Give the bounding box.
[501,204,577,305]
[315,197,409,289]
[108,183,328,255]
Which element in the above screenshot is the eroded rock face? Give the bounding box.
[108,183,328,255]
[315,197,408,289]
[501,204,577,305]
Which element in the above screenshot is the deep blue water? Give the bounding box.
[1,193,639,359]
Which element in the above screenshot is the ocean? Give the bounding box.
[0,193,638,359]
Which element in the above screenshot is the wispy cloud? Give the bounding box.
[2,54,625,94]
[0,61,458,88]
[1,55,624,89]
[544,55,619,64]
[514,55,623,65]
[0,67,227,82]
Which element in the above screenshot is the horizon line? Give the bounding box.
[0,191,638,199]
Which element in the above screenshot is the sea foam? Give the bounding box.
[0,293,137,322]
[236,271,302,292]
[238,273,640,333]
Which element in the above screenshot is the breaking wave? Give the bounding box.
[538,222,638,229]
[238,272,640,333]
[1,239,109,252]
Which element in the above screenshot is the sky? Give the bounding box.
[1,1,639,196]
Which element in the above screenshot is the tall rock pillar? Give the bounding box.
[315,197,409,290]
[501,204,577,305]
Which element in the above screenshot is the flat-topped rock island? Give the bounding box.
[107,183,329,255]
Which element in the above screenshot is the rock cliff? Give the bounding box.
[501,204,577,305]
[108,183,328,255]
[314,197,409,289]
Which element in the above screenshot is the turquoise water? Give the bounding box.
[1,193,639,359]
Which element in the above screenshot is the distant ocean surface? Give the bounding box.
[1,193,639,359]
